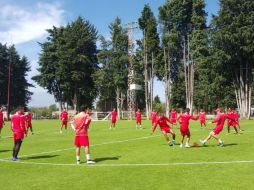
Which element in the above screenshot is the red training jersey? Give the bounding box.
[11,112,26,134]
[136,111,142,120]
[153,116,172,132]
[199,112,206,121]
[25,113,32,124]
[150,112,157,123]
[170,111,177,120]
[177,113,199,131]
[73,112,91,136]
[0,111,3,123]
[60,111,68,121]
[111,111,117,120]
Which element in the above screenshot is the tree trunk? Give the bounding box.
[144,30,149,119]
[72,90,78,113]
[150,52,155,112]
[163,48,170,116]
[116,87,121,119]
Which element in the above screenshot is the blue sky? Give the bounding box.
[0,0,219,107]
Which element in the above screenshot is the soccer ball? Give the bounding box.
[192,141,200,147]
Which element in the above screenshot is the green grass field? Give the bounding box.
[0,119,254,190]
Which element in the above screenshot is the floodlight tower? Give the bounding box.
[126,22,140,120]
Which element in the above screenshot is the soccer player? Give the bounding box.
[135,109,142,129]
[150,110,157,128]
[169,108,178,128]
[60,108,68,133]
[177,108,199,148]
[226,108,238,134]
[198,109,207,129]
[110,108,117,129]
[10,106,27,161]
[151,111,176,146]
[25,110,33,135]
[71,106,95,165]
[0,106,5,136]
[200,107,240,147]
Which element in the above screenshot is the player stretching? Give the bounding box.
[110,108,117,129]
[150,110,157,128]
[151,112,176,146]
[200,108,240,147]
[177,108,199,148]
[25,110,33,135]
[0,106,5,137]
[169,108,178,128]
[135,109,142,129]
[10,107,27,161]
[71,106,95,165]
[198,109,207,129]
[226,108,238,134]
[60,108,68,133]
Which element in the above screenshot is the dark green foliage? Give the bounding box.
[33,17,98,109]
[0,44,32,110]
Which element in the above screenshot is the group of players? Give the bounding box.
[0,106,33,161]
[0,105,241,164]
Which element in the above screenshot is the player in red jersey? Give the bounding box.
[198,109,207,129]
[151,112,176,146]
[200,108,240,147]
[0,106,5,136]
[169,108,178,128]
[177,108,199,148]
[25,110,33,135]
[60,108,68,133]
[10,106,27,161]
[226,108,238,134]
[110,108,117,129]
[150,110,157,128]
[135,109,142,129]
[71,106,95,165]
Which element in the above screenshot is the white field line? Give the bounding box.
[2,135,160,159]
[0,159,254,167]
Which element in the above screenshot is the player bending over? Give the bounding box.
[60,108,68,133]
[151,111,176,146]
[135,109,142,129]
[25,110,33,135]
[110,108,117,130]
[177,108,199,148]
[0,106,5,137]
[200,108,240,147]
[10,106,27,161]
[198,109,207,129]
[71,106,95,165]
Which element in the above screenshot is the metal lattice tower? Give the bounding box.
[126,22,138,120]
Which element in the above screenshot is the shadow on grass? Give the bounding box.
[23,155,60,160]
[94,156,120,163]
[0,149,11,153]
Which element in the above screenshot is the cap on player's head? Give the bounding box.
[185,108,190,113]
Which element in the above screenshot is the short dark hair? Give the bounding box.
[185,108,190,113]
[80,106,86,112]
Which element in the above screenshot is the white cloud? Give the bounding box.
[0,2,65,45]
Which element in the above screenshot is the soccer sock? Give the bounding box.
[14,140,22,158]
[218,139,223,143]
[86,154,90,161]
[76,155,80,161]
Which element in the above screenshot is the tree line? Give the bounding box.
[0,44,32,113]
[32,0,254,119]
